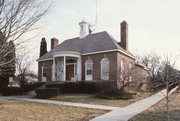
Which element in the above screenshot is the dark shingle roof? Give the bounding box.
[37,31,135,61]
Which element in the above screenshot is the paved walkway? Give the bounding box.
[90,86,178,121]
[0,86,178,121]
[0,96,119,110]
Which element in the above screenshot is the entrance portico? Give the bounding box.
[52,51,81,81]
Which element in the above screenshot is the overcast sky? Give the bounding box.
[27,0,180,72]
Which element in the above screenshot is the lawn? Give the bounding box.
[50,91,152,107]
[128,92,180,121]
[0,100,108,121]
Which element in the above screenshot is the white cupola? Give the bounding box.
[79,19,89,39]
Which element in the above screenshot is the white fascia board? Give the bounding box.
[117,50,136,60]
[37,49,136,62]
[53,51,81,58]
[82,49,136,59]
[37,58,53,62]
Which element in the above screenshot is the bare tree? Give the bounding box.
[15,49,35,88]
[158,55,179,121]
[0,0,51,73]
[117,60,134,93]
[136,52,162,82]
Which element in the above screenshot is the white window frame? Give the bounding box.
[120,59,125,80]
[42,65,47,82]
[85,59,93,80]
[129,63,133,82]
[101,57,109,80]
[51,65,53,81]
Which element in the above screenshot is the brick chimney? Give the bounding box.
[51,38,59,50]
[120,21,128,50]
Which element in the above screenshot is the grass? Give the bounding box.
[0,100,108,121]
[128,92,180,121]
[50,91,152,107]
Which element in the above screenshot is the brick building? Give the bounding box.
[37,20,149,86]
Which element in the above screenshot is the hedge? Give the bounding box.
[35,88,59,99]
[46,81,116,94]
[0,76,9,88]
[1,87,23,96]
[23,82,46,92]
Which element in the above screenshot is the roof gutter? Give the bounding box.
[82,49,136,59]
[37,49,136,62]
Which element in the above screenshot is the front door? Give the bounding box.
[66,65,74,80]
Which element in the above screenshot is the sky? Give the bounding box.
[26,0,180,73]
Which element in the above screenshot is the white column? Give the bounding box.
[77,57,82,81]
[64,56,66,81]
[52,57,55,81]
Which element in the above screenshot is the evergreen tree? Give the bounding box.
[39,37,47,57]
[0,32,15,87]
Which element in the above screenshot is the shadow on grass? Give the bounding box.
[129,109,180,121]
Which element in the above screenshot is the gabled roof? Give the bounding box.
[37,31,135,61]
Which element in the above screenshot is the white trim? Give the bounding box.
[54,51,81,58]
[54,54,80,58]
[42,65,47,82]
[37,49,136,62]
[64,56,66,81]
[82,49,136,59]
[66,63,76,65]
[82,50,116,56]
[52,57,55,81]
[37,58,53,62]
[85,59,93,81]
[54,51,81,55]
[118,50,136,59]
[101,57,110,80]
[77,57,82,81]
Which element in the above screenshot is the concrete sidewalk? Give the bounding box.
[0,96,119,110]
[90,86,178,121]
[0,87,178,121]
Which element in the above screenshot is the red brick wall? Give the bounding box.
[38,52,136,82]
[38,60,53,82]
[133,65,149,83]
[82,52,117,81]
[38,51,149,85]
[116,52,135,87]
[117,52,135,73]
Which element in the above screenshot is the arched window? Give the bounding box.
[101,57,109,80]
[85,59,93,80]
[42,65,47,82]
[120,59,125,80]
[129,62,133,82]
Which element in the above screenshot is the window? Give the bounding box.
[51,65,53,80]
[101,57,109,80]
[42,65,47,81]
[81,25,83,31]
[129,63,133,82]
[85,59,93,80]
[86,59,93,75]
[120,59,125,80]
